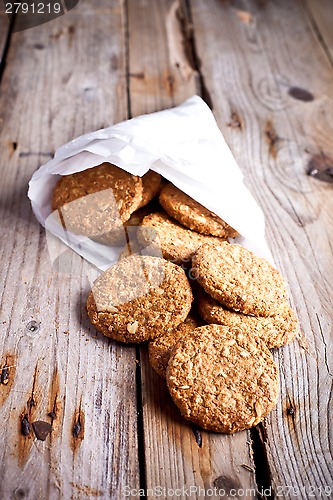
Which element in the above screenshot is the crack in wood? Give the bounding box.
[0,12,16,84]
[264,119,279,159]
[71,398,85,456]
[180,0,213,108]
[250,424,274,499]
[191,424,202,447]
[135,346,147,495]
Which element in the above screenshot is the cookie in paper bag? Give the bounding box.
[51,162,143,240]
[139,212,224,264]
[159,183,238,238]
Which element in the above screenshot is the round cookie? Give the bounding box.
[96,199,159,247]
[52,163,143,239]
[87,255,193,343]
[138,171,162,208]
[192,241,289,317]
[159,183,238,238]
[166,324,279,433]
[139,212,224,264]
[148,315,200,378]
[197,287,298,349]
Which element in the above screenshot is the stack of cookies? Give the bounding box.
[52,162,299,434]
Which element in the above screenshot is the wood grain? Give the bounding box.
[0,1,140,498]
[128,0,257,496]
[190,0,333,495]
[305,0,333,65]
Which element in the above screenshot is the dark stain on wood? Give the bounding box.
[94,385,103,411]
[110,54,118,71]
[288,86,314,102]
[18,413,33,467]
[32,420,53,441]
[13,488,28,499]
[164,73,176,97]
[214,475,241,492]
[0,354,16,407]
[227,111,243,129]
[33,43,45,50]
[18,363,40,465]
[26,320,40,334]
[307,153,333,183]
[48,368,61,437]
[20,416,31,437]
[129,72,145,79]
[264,120,279,158]
[6,141,17,157]
[49,369,60,418]
[285,396,297,431]
[71,401,85,455]
[28,362,39,414]
[1,366,9,384]
[191,425,203,447]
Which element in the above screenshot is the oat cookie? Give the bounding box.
[51,163,143,238]
[192,242,288,317]
[148,315,200,378]
[139,212,224,264]
[166,324,279,433]
[197,287,298,348]
[159,183,238,238]
[96,199,159,247]
[86,255,193,343]
[138,171,162,208]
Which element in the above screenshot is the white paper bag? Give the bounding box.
[28,95,272,271]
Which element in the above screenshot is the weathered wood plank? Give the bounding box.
[0,2,140,498]
[305,0,333,65]
[190,0,333,495]
[128,0,258,497]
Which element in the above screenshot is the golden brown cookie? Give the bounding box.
[166,324,279,433]
[95,199,159,247]
[192,242,289,317]
[197,287,298,349]
[138,171,162,208]
[52,163,143,239]
[139,212,224,264]
[159,183,238,238]
[148,315,200,378]
[87,255,193,343]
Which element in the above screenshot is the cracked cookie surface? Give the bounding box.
[166,324,279,433]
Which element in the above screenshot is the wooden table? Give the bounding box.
[0,1,332,498]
